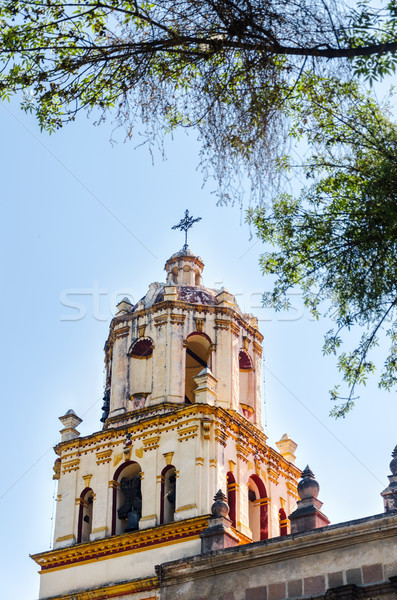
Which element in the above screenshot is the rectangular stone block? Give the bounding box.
[246,586,267,600]
[327,571,344,589]
[268,582,286,600]
[219,594,234,600]
[304,576,325,595]
[287,579,302,598]
[362,564,383,584]
[345,569,362,585]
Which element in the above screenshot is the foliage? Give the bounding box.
[0,0,397,201]
[2,1,397,411]
[248,80,397,416]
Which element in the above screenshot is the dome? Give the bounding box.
[128,249,241,313]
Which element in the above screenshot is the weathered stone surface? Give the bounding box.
[268,582,286,600]
[304,575,325,595]
[345,569,362,585]
[327,571,344,588]
[246,586,267,600]
[362,563,383,583]
[287,579,302,598]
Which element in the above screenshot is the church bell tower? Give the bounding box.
[32,217,301,600]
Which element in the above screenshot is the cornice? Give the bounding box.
[157,512,397,586]
[31,516,208,573]
[54,404,300,479]
[108,301,264,343]
[37,576,158,600]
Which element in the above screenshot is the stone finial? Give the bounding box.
[289,465,330,533]
[276,434,298,464]
[59,409,82,442]
[381,444,397,513]
[298,465,320,500]
[200,489,239,553]
[116,297,132,315]
[211,490,229,518]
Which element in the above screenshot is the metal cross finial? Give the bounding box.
[172,210,202,251]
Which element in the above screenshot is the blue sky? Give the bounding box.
[1,93,396,598]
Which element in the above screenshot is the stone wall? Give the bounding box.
[158,512,397,600]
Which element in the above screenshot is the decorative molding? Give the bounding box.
[170,313,186,325]
[178,425,199,442]
[54,403,300,484]
[215,318,230,330]
[114,326,130,339]
[92,526,108,534]
[268,466,280,485]
[253,341,263,356]
[209,459,217,468]
[202,419,211,440]
[96,450,112,466]
[62,459,80,474]
[236,443,250,462]
[243,336,250,350]
[230,322,240,337]
[195,457,204,466]
[195,318,204,332]
[32,517,209,573]
[286,480,299,499]
[174,504,198,513]
[108,480,119,490]
[215,427,228,447]
[137,324,147,338]
[143,436,160,452]
[154,315,168,328]
[163,451,174,465]
[37,576,158,600]
[254,497,270,507]
[82,474,92,488]
[229,460,236,473]
[55,534,75,543]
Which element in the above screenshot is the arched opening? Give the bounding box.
[226,472,236,528]
[279,508,288,536]
[195,270,201,285]
[77,487,94,543]
[112,461,142,535]
[184,333,211,403]
[248,475,268,541]
[160,465,176,525]
[128,338,154,408]
[239,350,255,419]
[129,338,154,358]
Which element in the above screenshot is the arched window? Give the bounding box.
[184,333,212,403]
[129,338,154,358]
[77,487,94,543]
[226,472,236,528]
[248,475,268,541]
[239,350,255,419]
[112,461,142,535]
[279,508,288,536]
[160,465,176,525]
